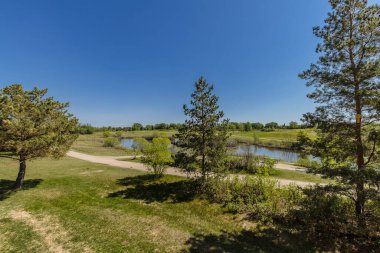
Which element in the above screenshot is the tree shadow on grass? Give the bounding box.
[183,228,319,253]
[0,179,43,201]
[183,224,364,253]
[108,174,199,203]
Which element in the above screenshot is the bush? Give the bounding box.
[115,131,123,138]
[296,157,321,170]
[202,176,303,222]
[77,124,95,134]
[103,131,111,138]
[141,137,173,177]
[103,137,119,147]
[294,187,355,235]
[224,155,276,176]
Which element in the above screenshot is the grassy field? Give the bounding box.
[0,157,318,252]
[270,169,331,184]
[72,133,132,156]
[229,129,317,148]
[122,130,176,139]
[121,129,317,149]
[72,129,316,157]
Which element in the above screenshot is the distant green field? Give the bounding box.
[229,129,317,148]
[74,129,316,155]
[0,157,315,252]
[71,132,132,156]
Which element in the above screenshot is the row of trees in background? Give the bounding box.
[77,120,305,135]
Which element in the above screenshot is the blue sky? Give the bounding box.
[1,0,378,126]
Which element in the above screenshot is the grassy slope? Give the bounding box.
[270,169,331,184]
[0,157,315,252]
[121,129,317,148]
[71,133,131,156]
[230,129,317,148]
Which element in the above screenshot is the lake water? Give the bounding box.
[234,145,303,163]
[120,138,307,163]
[120,138,135,149]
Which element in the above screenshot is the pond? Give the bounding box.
[120,138,135,149]
[120,138,309,163]
[234,145,305,163]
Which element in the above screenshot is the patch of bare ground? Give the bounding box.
[9,210,93,253]
[93,207,190,251]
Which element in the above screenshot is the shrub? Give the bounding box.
[77,124,95,134]
[202,176,303,222]
[141,137,173,177]
[115,131,123,138]
[103,137,119,147]
[224,155,276,176]
[295,157,321,170]
[103,131,111,138]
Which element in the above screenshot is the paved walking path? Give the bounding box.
[67,150,314,187]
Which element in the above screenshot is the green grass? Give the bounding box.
[270,169,332,184]
[0,156,323,252]
[229,129,317,148]
[73,129,316,157]
[0,157,238,252]
[71,132,133,156]
[122,130,176,139]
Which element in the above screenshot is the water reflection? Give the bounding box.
[235,145,303,163]
[120,138,310,163]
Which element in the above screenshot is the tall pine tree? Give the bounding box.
[300,0,380,226]
[175,77,229,178]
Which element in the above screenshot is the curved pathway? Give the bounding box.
[67,151,314,187]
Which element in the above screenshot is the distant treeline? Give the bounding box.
[77,121,306,134]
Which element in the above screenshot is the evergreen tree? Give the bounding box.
[0,84,78,189]
[300,0,380,226]
[175,77,229,178]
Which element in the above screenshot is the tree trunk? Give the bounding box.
[201,153,206,179]
[349,10,366,226]
[354,82,366,227]
[15,157,26,189]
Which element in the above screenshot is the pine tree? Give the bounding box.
[300,0,380,226]
[175,77,229,178]
[0,84,78,189]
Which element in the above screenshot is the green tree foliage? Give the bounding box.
[251,122,264,130]
[175,77,229,178]
[0,84,78,189]
[141,137,173,177]
[145,124,154,130]
[77,124,95,134]
[131,123,143,131]
[103,137,119,147]
[288,121,300,129]
[300,0,380,226]
[132,137,148,154]
[265,122,279,129]
[244,122,252,131]
[103,131,111,138]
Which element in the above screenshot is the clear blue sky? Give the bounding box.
[1,0,378,126]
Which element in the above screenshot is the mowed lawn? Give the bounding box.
[0,157,317,253]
